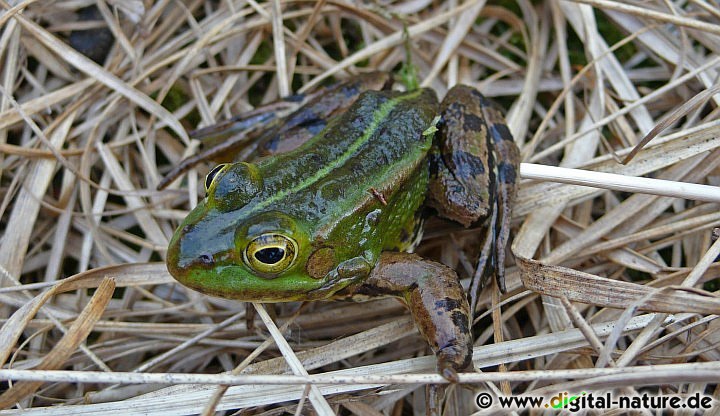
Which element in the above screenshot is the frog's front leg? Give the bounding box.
[353,252,472,381]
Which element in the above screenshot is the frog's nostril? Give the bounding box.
[198,254,214,265]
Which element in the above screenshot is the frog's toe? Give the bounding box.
[436,343,472,382]
[439,365,459,383]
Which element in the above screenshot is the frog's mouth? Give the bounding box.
[173,265,350,302]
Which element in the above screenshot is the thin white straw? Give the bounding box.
[521,163,720,203]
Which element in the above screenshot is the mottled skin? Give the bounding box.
[157,73,391,190]
[348,252,473,378]
[166,77,519,380]
[428,87,520,311]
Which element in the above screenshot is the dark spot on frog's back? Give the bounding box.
[451,310,469,334]
[341,84,359,98]
[470,88,490,104]
[489,122,514,143]
[462,113,485,132]
[497,161,517,184]
[444,102,465,118]
[453,150,486,176]
[300,118,326,135]
[298,152,323,167]
[435,298,463,313]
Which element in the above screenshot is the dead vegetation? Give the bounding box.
[0,0,719,414]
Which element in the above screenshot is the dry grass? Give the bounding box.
[1,0,720,414]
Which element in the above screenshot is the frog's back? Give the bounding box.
[252,88,438,259]
[252,89,436,216]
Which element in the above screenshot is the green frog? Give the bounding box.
[165,73,520,381]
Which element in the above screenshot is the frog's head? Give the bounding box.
[167,162,350,301]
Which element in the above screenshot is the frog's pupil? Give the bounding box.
[255,247,285,264]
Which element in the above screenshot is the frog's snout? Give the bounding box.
[167,249,215,280]
[166,219,225,281]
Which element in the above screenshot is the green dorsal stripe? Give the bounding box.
[248,88,425,213]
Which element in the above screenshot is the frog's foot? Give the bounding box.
[427,85,519,302]
[479,93,519,295]
[437,344,469,382]
[354,252,473,380]
[466,204,500,316]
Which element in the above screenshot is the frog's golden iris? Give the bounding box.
[243,233,297,276]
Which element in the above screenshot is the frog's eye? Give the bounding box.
[212,162,263,211]
[205,164,229,192]
[244,233,297,275]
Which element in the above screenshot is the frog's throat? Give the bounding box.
[244,88,426,216]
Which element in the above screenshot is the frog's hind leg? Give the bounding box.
[255,72,393,157]
[427,85,495,227]
[479,94,520,296]
[427,86,519,313]
[157,73,392,189]
[157,99,295,189]
[355,252,472,381]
